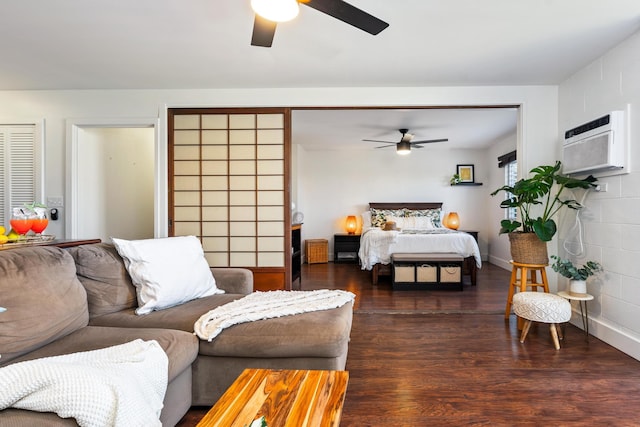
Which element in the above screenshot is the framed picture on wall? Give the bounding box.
[456,164,475,183]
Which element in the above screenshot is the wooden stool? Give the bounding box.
[505,261,550,327]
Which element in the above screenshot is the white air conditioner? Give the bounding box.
[563,111,625,175]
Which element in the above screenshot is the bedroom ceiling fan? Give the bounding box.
[363,129,448,155]
[250,0,389,47]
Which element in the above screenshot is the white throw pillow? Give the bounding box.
[413,216,435,230]
[112,236,224,315]
[361,211,372,230]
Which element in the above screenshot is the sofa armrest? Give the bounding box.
[211,268,253,295]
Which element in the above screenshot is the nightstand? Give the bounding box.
[334,233,361,264]
[460,230,478,243]
[459,230,478,286]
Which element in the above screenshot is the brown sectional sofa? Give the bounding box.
[0,243,353,426]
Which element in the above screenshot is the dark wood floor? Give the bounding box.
[178,262,640,426]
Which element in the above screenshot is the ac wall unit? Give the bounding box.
[563,111,625,175]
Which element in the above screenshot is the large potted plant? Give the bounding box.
[551,255,603,296]
[491,161,597,264]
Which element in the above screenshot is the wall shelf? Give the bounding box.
[452,182,483,186]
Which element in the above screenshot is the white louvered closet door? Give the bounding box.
[0,125,36,226]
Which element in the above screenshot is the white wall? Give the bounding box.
[296,145,495,262]
[558,29,640,360]
[76,127,155,242]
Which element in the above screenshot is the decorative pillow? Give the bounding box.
[112,236,224,315]
[361,211,372,230]
[404,208,443,227]
[0,247,89,365]
[370,208,405,228]
[68,243,138,318]
[413,216,435,230]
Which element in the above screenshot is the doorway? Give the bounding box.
[67,118,158,242]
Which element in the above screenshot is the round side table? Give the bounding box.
[558,291,594,338]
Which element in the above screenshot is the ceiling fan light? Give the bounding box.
[397,141,411,155]
[251,0,300,22]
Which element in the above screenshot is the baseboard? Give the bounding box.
[488,255,511,271]
[570,313,640,362]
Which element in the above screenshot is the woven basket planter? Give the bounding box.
[508,232,549,265]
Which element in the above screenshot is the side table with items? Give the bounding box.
[334,233,361,264]
[558,291,594,339]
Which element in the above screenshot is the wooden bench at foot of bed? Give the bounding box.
[372,254,477,287]
[390,253,464,291]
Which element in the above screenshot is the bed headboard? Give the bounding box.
[369,202,443,210]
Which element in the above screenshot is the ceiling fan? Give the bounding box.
[250,0,389,47]
[363,129,448,155]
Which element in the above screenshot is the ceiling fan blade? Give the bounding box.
[363,139,395,144]
[251,15,277,47]
[302,0,389,35]
[374,145,393,149]
[411,138,449,145]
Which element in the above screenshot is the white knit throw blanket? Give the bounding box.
[194,289,355,342]
[0,339,168,427]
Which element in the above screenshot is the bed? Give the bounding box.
[358,202,482,285]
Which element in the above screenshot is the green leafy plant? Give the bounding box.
[246,417,267,427]
[491,161,597,242]
[551,255,603,280]
[450,173,461,185]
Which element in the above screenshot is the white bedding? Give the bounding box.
[358,228,482,270]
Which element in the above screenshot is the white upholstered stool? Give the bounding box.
[512,292,572,350]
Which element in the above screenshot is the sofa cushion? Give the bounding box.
[67,243,137,318]
[90,296,353,359]
[6,326,199,383]
[112,236,224,315]
[199,302,354,358]
[89,293,244,331]
[0,247,89,366]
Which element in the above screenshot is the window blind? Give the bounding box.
[0,125,36,226]
[498,150,516,168]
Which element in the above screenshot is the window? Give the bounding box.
[0,124,38,226]
[498,150,517,221]
[505,160,518,220]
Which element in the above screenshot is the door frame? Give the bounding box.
[66,117,160,239]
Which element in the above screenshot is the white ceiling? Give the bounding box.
[292,107,518,150]
[2,0,638,150]
[2,0,639,90]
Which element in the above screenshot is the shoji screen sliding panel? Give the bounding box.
[169,108,290,290]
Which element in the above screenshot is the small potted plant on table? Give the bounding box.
[551,255,603,296]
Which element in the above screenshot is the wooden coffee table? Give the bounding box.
[196,368,349,427]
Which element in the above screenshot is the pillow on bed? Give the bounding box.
[361,211,372,229]
[370,208,405,227]
[404,208,442,227]
[403,216,435,230]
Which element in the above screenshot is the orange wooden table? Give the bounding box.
[197,369,349,427]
